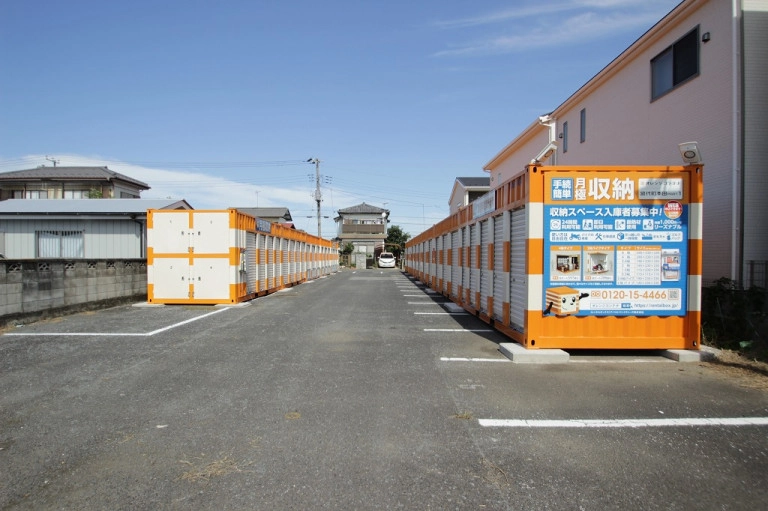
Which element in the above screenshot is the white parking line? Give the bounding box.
[414,312,468,315]
[3,307,231,337]
[478,417,768,428]
[441,357,509,362]
[424,329,494,332]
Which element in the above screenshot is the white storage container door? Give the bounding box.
[246,232,258,294]
[267,235,276,286]
[281,238,289,280]
[462,227,471,292]
[479,220,491,313]
[149,212,190,254]
[470,223,480,304]
[451,229,461,295]
[442,234,450,288]
[289,240,296,280]
[151,258,190,299]
[258,233,266,286]
[192,259,231,299]
[191,212,231,254]
[493,214,506,321]
[509,207,527,330]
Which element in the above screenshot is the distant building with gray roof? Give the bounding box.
[449,177,491,215]
[0,166,150,200]
[0,198,192,259]
[334,202,390,256]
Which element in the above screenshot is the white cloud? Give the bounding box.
[1,153,318,211]
[0,154,433,237]
[432,0,678,57]
[433,4,574,29]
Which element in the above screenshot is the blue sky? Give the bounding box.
[0,0,681,237]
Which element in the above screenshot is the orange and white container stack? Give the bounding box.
[406,164,703,350]
[147,209,338,305]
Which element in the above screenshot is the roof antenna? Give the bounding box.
[45,155,59,167]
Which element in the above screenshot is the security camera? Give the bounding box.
[678,142,703,164]
[531,141,558,164]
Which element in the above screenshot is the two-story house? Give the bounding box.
[334,202,390,256]
[482,0,768,287]
[0,166,150,200]
[448,177,491,215]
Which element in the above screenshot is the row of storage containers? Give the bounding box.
[405,164,704,350]
[147,209,338,304]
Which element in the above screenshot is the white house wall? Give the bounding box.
[487,0,756,283]
[0,219,142,259]
[488,130,551,188]
[742,1,768,271]
[556,0,734,281]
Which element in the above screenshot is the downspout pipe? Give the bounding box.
[538,114,558,165]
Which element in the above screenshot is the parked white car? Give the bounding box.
[378,252,396,268]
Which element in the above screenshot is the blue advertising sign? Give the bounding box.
[543,172,689,317]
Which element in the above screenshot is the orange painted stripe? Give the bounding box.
[488,244,494,271]
[526,238,544,274]
[689,165,704,203]
[524,311,696,350]
[527,167,544,203]
[688,239,703,275]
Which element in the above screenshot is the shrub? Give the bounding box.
[701,278,766,359]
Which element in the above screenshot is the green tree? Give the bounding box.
[385,225,410,258]
[340,242,355,255]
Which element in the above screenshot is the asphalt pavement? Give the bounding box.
[1,269,767,510]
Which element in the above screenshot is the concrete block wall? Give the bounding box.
[0,259,147,324]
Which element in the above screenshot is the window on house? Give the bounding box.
[562,121,569,152]
[64,190,90,199]
[579,109,586,143]
[37,230,84,258]
[24,190,49,199]
[651,26,699,100]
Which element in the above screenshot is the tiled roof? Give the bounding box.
[234,207,293,221]
[456,177,490,187]
[0,198,191,214]
[0,166,150,189]
[337,202,389,214]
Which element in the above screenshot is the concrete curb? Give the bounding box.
[499,343,570,364]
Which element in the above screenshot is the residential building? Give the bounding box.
[483,0,768,286]
[334,202,390,255]
[0,166,150,200]
[449,177,491,215]
[0,199,192,259]
[235,207,294,226]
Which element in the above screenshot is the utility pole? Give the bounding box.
[307,158,322,237]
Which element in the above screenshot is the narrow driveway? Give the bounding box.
[1,270,767,509]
